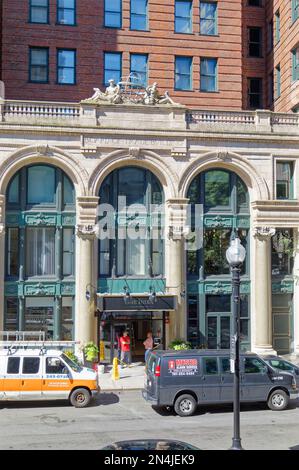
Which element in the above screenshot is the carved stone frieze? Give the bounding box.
[129,147,141,159]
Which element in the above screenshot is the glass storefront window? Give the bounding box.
[204,170,230,208]
[7,174,19,203]
[272,229,294,276]
[118,167,146,206]
[7,228,19,277]
[5,298,18,331]
[63,228,75,276]
[25,297,54,340]
[62,297,73,340]
[27,166,55,204]
[99,167,164,277]
[206,295,231,312]
[26,227,55,277]
[63,175,75,205]
[188,295,198,346]
[204,229,230,275]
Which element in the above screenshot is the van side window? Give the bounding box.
[46,358,68,375]
[269,359,293,371]
[7,357,20,374]
[22,357,40,374]
[203,357,218,375]
[221,357,230,374]
[244,358,266,374]
[148,356,157,374]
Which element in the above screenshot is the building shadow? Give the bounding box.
[152,401,272,417]
[289,445,299,450]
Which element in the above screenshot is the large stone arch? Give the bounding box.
[0,145,88,197]
[179,151,270,201]
[89,149,178,200]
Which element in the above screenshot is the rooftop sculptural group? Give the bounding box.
[83,78,180,106]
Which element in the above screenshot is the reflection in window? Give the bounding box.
[104,0,122,28]
[272,229,294,275]
[204,229,230,274]
[204,170,230,207]
[57,0,76,25]
[175,1,192,33]
[200,2,217,35]
[27,166,55,204]
[276,162,293,199]
[130,0,148,30]
[7,228,19,277]
[57,49,76,85]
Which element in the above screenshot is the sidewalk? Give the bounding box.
[98,362,145,391]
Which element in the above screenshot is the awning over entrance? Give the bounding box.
[97,294,177,312]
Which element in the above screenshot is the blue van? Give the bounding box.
[142,350,299,417]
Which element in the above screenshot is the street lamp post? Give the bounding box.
[226,235,246,451]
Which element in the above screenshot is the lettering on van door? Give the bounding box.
[168,359,199,376]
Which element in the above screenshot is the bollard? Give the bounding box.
[100,341,105,361]
[111,357,120,381]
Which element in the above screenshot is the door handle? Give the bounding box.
[201,376,206,381]
[22,380,24,386]
[43,380,46,385]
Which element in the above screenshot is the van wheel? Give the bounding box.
[267,390,289,411]
[70,388,91,408]
[174,394,197,417]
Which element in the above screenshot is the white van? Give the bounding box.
[0,344,100,407]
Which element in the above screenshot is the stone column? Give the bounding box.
[165,198,189,345]
[292,228,299,356]
[252,227,277,355]
[75,197,99,351]
[0,195,5,331]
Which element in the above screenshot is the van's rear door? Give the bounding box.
[144,353,160,401]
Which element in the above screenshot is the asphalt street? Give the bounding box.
[0,391,299,450]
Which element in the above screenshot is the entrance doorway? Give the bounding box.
[99,312,165,363]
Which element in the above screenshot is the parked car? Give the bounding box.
[142,349,299,417]
[261,356,299,383]
[101,439,199,450]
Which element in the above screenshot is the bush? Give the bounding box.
[168,339,192,350]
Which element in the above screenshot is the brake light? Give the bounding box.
[154,365,161,377]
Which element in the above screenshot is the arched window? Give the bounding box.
[186,169,250,350]
[5,165,76,340]
[99,167,164,277]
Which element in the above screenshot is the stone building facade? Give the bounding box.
[0,95,298,360]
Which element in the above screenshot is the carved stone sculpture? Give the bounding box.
[82,79,180,106]
[85,79,123,104]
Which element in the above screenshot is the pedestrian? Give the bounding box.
[119,330,131,367]
[143,331,153,363]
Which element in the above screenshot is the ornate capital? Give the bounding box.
[254,226,276,239]
[76,224,99,239]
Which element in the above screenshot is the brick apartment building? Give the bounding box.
[0,2,299,360]
[0,0,296,112]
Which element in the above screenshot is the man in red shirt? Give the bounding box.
[119,330,131,367]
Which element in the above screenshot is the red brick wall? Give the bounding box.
[0,1,267,110]
[267,0,299,112]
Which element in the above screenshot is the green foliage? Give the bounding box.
[64,350,80,365]
[83,342,99,361]
[168,339,192,350]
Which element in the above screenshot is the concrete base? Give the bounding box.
[252,346,277,356]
